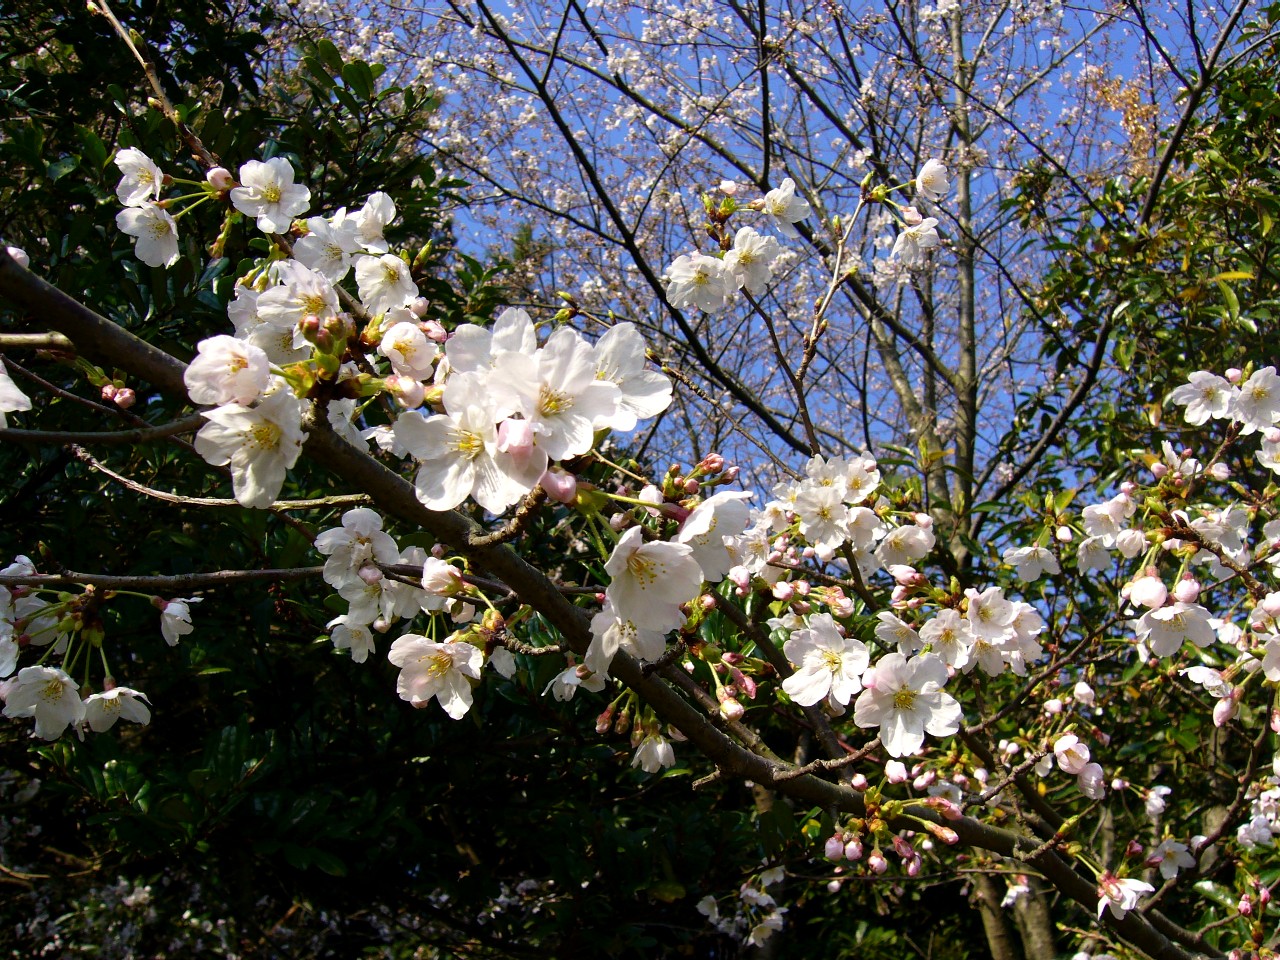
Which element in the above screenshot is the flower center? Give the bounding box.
[538,385,574,416]
[424,652,453,678]
[263,184,282,204]
[821,650,843,673]
[249,420,282,450]
[626,552,657,586]
[892,687,916,711]
[40,678,66,703]
[452,428,484,459]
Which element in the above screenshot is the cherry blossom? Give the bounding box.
[230,158,311,233]
[387,634,484,719]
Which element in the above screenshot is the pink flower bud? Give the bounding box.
[698,453,725,474]
[409,296,430,317]
[850,773,869,791]
[1055,525,1074,543]
[372,617,391,634]
[608,512,629,531]
[1043,698,1063,715]
[902,206,923,226]
[772,581,794,601]
[1129,575,1167,610]
[682,477,700,494]
[912,771,936,790]
[205,166,234,190]
[719,699,744,721]
[385,374,425,408]
[719,179,739,196]
[539,467,578,504]
[114,387,136,409]
[1172,577,1200,603]
[497,418,535,458]
[844,838,864,861]
[1213,695,1238,727]
[867,852,888,874]
[1238,894,1252,916]
[1151,462,1168,479]
[1126,839,1144,857]
[825,835,846,860]
[1120,481,1138,495]
[727,566,750,594]
[101,384,118,401]
[723,465,739,482]
[926,797,962,820]
[1259,885,1272,907]
[1209,462,1231,480]
[1073,681,1096,706]
[358,564,383,585]
[1226,367,1242,383]
[596,709,613,734]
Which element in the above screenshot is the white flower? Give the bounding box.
[586,602,669,678]
[490,327,621,462]
[387,635,483,719]
[782,613,869,707]
[1077,761,1106,799]
[1170,371,1236,425]
[356,191,396,253]
[665,252,732,313]
[543,663,605,701]
[631,731,676,773]
[876,523,935,567]
[723,226,782,294]
[114,147,164,206]
[603,526,702,631]
[293,211,363,282]
[379,319,436,380]
[327,614,376,663]
[116,203,179,267]
[193,386,307,509]
[1096,873,1153,920]
[394,373,542,514]
[1149,838,1195,880]
[1003,545,1060,581]
[875,611,923,656]
[314,508,401,589]
[1145,785,1172,818]
[184,335,270,406]
[1233,366,1280,433]
[83,687,151,732]
[1135,602,1215,657]
[676,491,753,582]
[853,653,961,758]
[891,218,940,267]
[0,365,33,428]
[230,158,311,233]
[1053,733,1090,775]
[761,178,811,238]
[256,261,341,329]
[918,609,973,670]
[160,597,201,645]
[591,323,672,432]
[355,253,418,315]
[915,158,950,202]
[2,666,86,739]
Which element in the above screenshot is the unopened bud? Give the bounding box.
[540,467,578,504]
[825,834,845,860]
[423,319,448,342]
[206,166,234,190]
[1172,577,1201,604]
[101,383,118,401]
[409,296,430,317]
[1151,462,1168,479]
[844,838,864,861]
[718,179,739,196]
[596,708,613,735]
[372,617,391,634]
[1226,367,1242,383]
[1239,894,1253,916]
[1126,839,1144,858]
[6,245,30,268]
[719,699,744,721]
[358,564,383,585]
[682,477,700,494]
[113,387,136,409]
[1055,525,1074,542]
[1209,462,1231,481]
[867,852,888,874]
